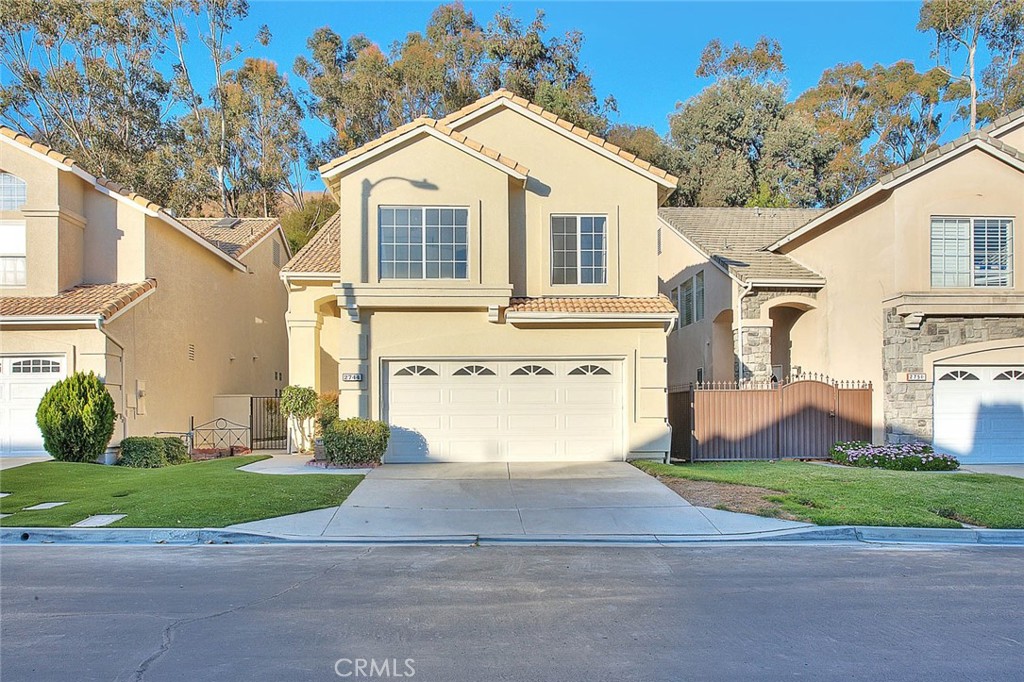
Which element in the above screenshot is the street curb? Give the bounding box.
[3,525,1024,547]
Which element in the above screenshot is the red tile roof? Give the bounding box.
[281,212,341,275]
[0,280,156,320]
[507,296,677,315]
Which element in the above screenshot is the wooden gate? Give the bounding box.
[668,377,872,461]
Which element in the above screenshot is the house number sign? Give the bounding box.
[341,373,364,382]
[905,372,927,382]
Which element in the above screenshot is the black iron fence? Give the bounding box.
[251,396,287,450]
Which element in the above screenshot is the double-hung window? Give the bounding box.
[379,206,468,280]
[0,172,27,211]
[0,220,26,286]
[931,217,1013,288]
[551,215,607,285]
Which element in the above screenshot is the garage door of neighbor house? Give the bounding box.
[933,365,1024,464]
[383,359,624,462]
[0,355,66,456]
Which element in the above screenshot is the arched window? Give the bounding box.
[994,369,1024,381]
[395,365,437,377]
[568,364,611,376]
[511,364,553,376]
[453,365,495,376]
[0,172,27,211]
[938,370,979,381]
[11,358,61,374]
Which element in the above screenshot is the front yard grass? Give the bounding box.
[0,456,361,528]
[635,460,1024,528]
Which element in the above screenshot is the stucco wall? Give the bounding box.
[454,106,661,298]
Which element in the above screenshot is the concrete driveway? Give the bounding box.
[231,461,812,539]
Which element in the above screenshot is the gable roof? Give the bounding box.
[440,89,679,196]
[318,117,529,194]
[177,217,283,260]
[281,212,341,277]
[0,126,247,271]
[768,129,1024,251]
[0,280,156,324]
[982,106,1024,138]
[659,207,825,284]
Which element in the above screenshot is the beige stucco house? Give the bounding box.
[282,90,678,463]
[0,127,291,460]
[659,109,1024,464]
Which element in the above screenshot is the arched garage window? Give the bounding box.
[395,365,437,377]
[12,358,61,373]
[994,370,1024,381]
[453,365,495,376]
[511,365,553,376]
[938,370,979,381]
[569,364,611,376]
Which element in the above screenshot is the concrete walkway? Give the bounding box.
[960,464,1024,479]
[229,461,813,539]
[0,456,51,471]
[238,453,372,475]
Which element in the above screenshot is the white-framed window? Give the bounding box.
[551,215,607,285]
[931,216,1013,288]
[672,269,705,329]
[379,206,468,280]
[0,172,27,211]
[0,220,26,286]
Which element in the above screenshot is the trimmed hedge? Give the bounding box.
[831,441,959,471]
[118,436,191,468]
[323,418,390,466]
[36,371,116,462]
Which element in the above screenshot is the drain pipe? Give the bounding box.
[736,280,754,384]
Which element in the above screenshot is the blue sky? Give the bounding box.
[181,1,945,188]
[222,1,936,136]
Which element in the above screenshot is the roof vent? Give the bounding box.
[212,217,241,229]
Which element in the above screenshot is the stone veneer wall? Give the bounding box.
[882,309,1024,443]
[734,287,819,381]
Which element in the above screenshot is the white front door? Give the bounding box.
[933,366,1024,464]
[0,355,66,455]
[384,359,624,462]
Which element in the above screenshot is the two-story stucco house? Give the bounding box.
[0,127,291,459]
[282,90,679,463]
[659,109,1024,464]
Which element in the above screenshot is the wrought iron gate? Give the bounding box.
[251,396,287,450]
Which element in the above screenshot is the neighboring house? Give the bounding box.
[659,109,1024,464]
[282,89,678,463]
[0,127,291,459]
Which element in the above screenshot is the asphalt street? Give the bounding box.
[1,544,1022,681]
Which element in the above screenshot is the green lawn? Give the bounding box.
[635,460,1024,528]
[0,456,361,528]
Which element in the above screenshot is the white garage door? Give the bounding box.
[0,355,66,455]
[933,366,1024,464]
[384,359,624,462]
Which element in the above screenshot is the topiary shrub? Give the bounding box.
[36,371,116,462]
[831,441,959,471]
[322,418,390,466]
[280,385,318,452]
[118,437,166,468]
[162,437,191,465]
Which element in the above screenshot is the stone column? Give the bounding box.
[734,320,773,382]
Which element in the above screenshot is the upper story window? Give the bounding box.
[551,215,607,285]
[0,220,26,286]
[931,217,1013,288]
[379,206,468,280]
[0,172,27,211]
[672,269,704,329]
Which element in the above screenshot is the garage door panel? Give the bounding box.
[385,359,625,463]
[934,365,1024,464]
[1,355,66,455]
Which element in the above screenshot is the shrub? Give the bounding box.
[36,371,116,462]
[322,418,390,466]
[316,391,340,436]
[162,437,191,465]
[118,437,166,468]
[280,385,318,451]
[831,441,959,471]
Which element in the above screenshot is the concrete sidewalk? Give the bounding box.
[228,461,813,539]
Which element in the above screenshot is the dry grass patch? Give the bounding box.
[656,476,807,521]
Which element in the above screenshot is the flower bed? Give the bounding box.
[831,441,959,471]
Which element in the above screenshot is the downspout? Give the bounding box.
[736,279,754,384]
[96,319,128,454]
